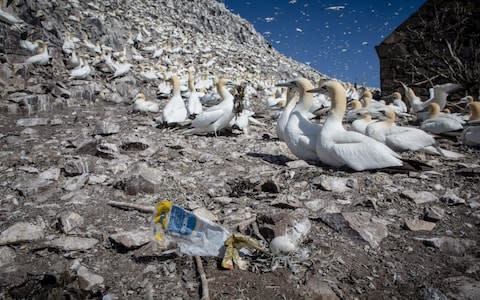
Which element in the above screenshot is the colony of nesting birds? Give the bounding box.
[1,0,480,299]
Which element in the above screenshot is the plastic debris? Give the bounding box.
[222,234,267,270]
[152,200,230,257]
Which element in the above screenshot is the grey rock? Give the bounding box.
[39,168,61,181]
[402,190,438,204]
[320,212,388,248]
[404,219,436,231]
[417,287,448,300]
[314,175,358,193]
[58,212,84,234]
[0,246,16,267]
[260,179,280,193]
[285,160,310,169]
[419,236,476,256]
[76,265,104,290]
[443,276,480,300]
[88,174,107,184]
[423,206,445,222]
[63,156,92,176]
[94,120,120,136]
[441,189,466,206]
[16,118,49,127]
[96,142,119,159]
[109,230,151,250]
[305,276,339,300]
[121,136,150,151]
[0,222,44,245]
[75,139,99,155]
[114,162,163,195]
[48,236,99,251]
[63,174,89,191]
[50,118,64,126]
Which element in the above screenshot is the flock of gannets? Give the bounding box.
[272,77,478,171]
[5,0,480,172]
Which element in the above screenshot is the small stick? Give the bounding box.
[107,201,154,213]
[194,256,210,300]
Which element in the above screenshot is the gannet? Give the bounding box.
[186,71,203,118]
[100,49,116,73]
[69,56,91,80]
[350,112,376,135]
[82,32,101,54]
[0,0,23,24]
[275,87,296,141]
[401,82,462,114]
[109,56,132,80]
[346,83,359,102]
[230,109,255,135]
[62,32,76,54]
[20,39,40,52]
[24,41,50,65]
[361,90,386,117]
[345,99,366,122]
[461,102,480,146]
[133,93,159,113]
[138,64,159,81]
[310,81,402,171]
[186,78,235,136]
[388,92,408,115]
[421,103,464,134]
[67,49,80,69]
[276,78,320,161]
[162,75,187,124]
[157,72,173,97]
[267,88,287,107]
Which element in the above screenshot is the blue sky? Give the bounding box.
[222,0,426,87]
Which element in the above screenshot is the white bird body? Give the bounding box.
[350,114,376,135]
[20,40,39,52]
[24,42,50,65]
[313,81,402,171]
[139,67,159,81]
[110,59,132,79]
[461,102,480,146]
[62,33,76,54]
[186,72,203,117]
[67,50,80,69]
[366,110,436,152]
[278,78,320,161]
[69,58,91,80]
[133,93,159,113]
[162,75,187,124]
[230,110,255,134]
[420,103,463,134]
[401,82,462,114]
[0,8,23,24]
[188,79,235,135]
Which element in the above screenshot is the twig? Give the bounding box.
[195,256,210,300]
[107,201,154,213]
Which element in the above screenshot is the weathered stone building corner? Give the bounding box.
[376,0,480,98]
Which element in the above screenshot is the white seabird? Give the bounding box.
[162,75,188,125]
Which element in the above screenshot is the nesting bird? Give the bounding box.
[461,102,480,146]
[133,93,160,113]
[24,40,50,65]
[421,103,464,134]
[186,71,203,118]
[310,81,402,171]
[162,75,187,125]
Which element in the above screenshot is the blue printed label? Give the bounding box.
[167,205,197,236]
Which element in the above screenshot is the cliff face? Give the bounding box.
[376,0,480,97]
[0,0,322,80]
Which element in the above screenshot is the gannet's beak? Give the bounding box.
[276,81,295,88]
[307,86,327,94]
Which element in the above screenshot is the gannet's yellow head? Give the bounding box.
[308,80,346,117]
[385,109,396,125]
[170,75,181,90]
[351,100,362,110]
[134,93,146,102]
[468,102,480,121]
[392,92,401,100]
[428,103,441,118]
[407,88,416,98]
[443,108,451,114]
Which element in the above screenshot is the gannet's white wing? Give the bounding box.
[332,132,402,171]
[191,108,224,128]
[385,127,435,151]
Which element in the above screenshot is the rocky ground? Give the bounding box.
[1,0,480,299]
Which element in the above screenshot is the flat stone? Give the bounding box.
[0,246,16,267]
[39,168,61,181]
[63,174,89,191]
[58,212,84,234]
[305,276,339,300]
[76,265,104,290]
[313,175,358,193]
[94,120,120,135]
[320,212,388,248]
[402,190,438,204]
[96,142,119,159]
[441,189,466,206]
[48,236,98,251]
[109,230,151,250]
[404,219,436,231]
[418,236,477,256]
[417,287,448,300]
[114,162,163,195]
[88,174,107,184]
[0,222,44,245]
[16,118,49,127]
[285,160,310,169]
[423,206,445,222]
[63,156,92,176]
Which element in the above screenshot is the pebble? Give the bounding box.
[48,236,99,251]
[401,190,438,204]
[423,206,445,222]
[441,189,466,206]
[404,219,436,231]
[58,212,84,234]
[0,222,45,245]
[109,230,151,250]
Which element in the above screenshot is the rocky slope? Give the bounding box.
[1,1,480,300]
